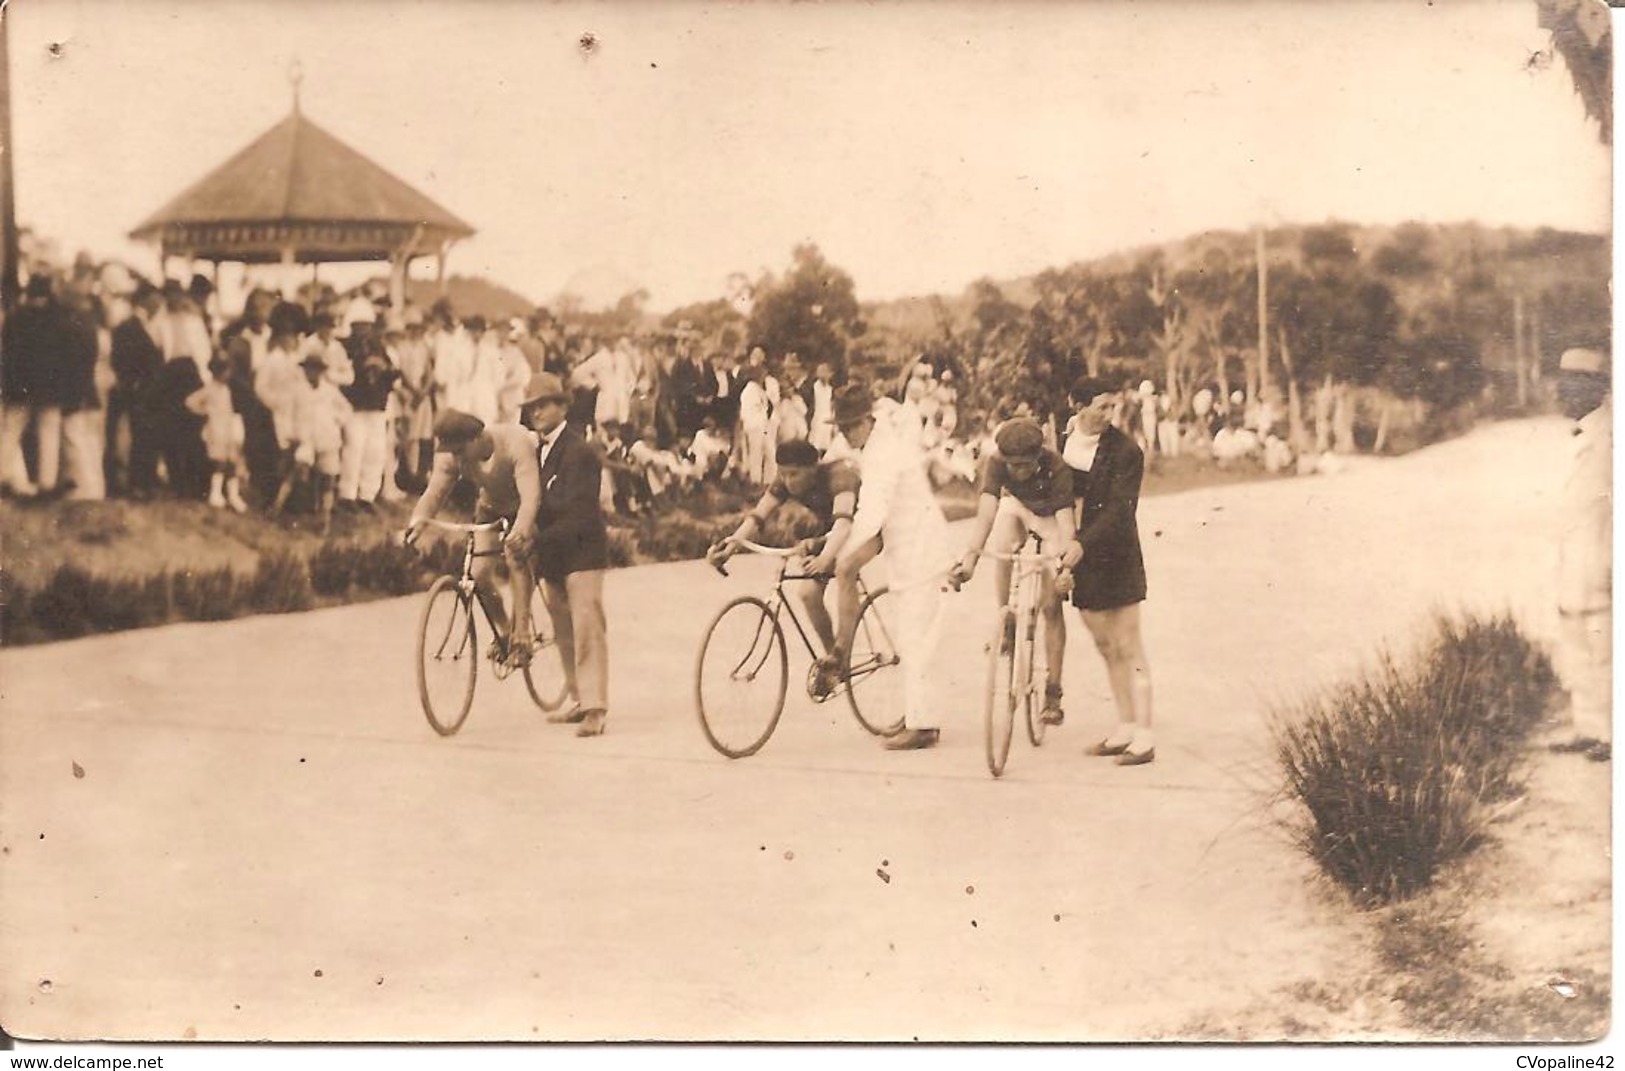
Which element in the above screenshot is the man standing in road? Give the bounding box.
[522,372,612,738]
[1551,347,1612,763]
[829,383,951,750]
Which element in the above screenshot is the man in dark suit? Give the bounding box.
[521,372,612,737]
[108,283,169,498]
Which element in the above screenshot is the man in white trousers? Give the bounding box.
[827,383,951,750]
[1552,346,1612,763]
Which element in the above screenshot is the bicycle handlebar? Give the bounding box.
[708,538,824,579]
[402,517,509,548]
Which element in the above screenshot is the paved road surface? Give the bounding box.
[0,418,1570,1041]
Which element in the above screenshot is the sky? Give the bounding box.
[6,0,1614,313]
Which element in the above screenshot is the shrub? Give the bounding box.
[604,528,637,568]
[1274,612,1559,907]
[28,565,100,639]
[247,551,315,614]
[351,539,430,595]
[307,542,359,596]
[170,566,241,622]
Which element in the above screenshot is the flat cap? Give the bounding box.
[994,417,1045,459]
[433,409,486,449]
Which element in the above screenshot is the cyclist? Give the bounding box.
[405,409,542,667]
[707,438,861,697]
[947,416,1083,726]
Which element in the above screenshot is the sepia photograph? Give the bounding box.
[0,0,1614,1057]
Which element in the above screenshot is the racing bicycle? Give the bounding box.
[406,518,570,736]
[695,538,903,758]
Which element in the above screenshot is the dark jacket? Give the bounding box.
[343,333,400,412]
[1064,423,1147,612]
[111,314,165,403]
[60,300,102,412]
[534,422,609,580]
[1,300,64,405]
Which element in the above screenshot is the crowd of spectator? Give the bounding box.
[2,250,1310,532]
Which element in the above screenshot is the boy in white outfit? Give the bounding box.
[276,352,351,533]
[186,354,249,512]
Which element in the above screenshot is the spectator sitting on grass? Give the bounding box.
[1212,411,1260,467]
[597,420,648,516]
[689,414,732,481]
[626,424,694,501]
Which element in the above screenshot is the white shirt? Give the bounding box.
[1559,396,1612,613]
[536,420,570,472]
[1063,418,1102,472]
[848,415,949,586]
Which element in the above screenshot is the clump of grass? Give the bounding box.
[351,539,428,595]
[171,566,241,622]
[1274,612,1560,907]
[246,551,315,614]
[307,542,360,596]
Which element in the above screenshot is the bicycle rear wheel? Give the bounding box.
[984,610,1017,777]
[521,582,570,712]
[696,596,788,758]
[845,586,905,737]
[417,575,478,736]
[1022,608,1047,747]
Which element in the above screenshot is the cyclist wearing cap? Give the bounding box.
[708,438,862,696]
[948,416,1083,726]
[405,408,542,667]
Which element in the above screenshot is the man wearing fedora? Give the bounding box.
[828,382,952,750]
[521,372,612,737]
[1551,346,1612,762]
[406,408,542,667]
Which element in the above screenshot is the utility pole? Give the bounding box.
[1256,225,1270,403]
[0,5,20,321]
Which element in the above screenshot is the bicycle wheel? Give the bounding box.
[984,609,1018,777]
[845,586,905,736]
[1022,607,1047,747]
[695,596,788,758]
[521,582,570,712]
[417,575,478,737]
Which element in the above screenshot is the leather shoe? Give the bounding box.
[547,705,588,724]
[1115,747,1155,766]
[883,728,939,751]
[1085,739,1129,756]
[575,710,607,737]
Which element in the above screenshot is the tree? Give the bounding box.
[1537,0,1611,144]
[747,243,864,372]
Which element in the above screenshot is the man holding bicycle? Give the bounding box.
[707,438,861,697]
[948,417,1083,726]
[405,409,542,667]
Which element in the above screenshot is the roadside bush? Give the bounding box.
[604,528,637,568]
[308,543,360,596]
[247,551,315,614]
[1274,612,1559,907]
[352,539,429,595]
[171,566,241,622]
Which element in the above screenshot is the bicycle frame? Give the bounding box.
[412,517,515,673]
[713,540,879,682]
